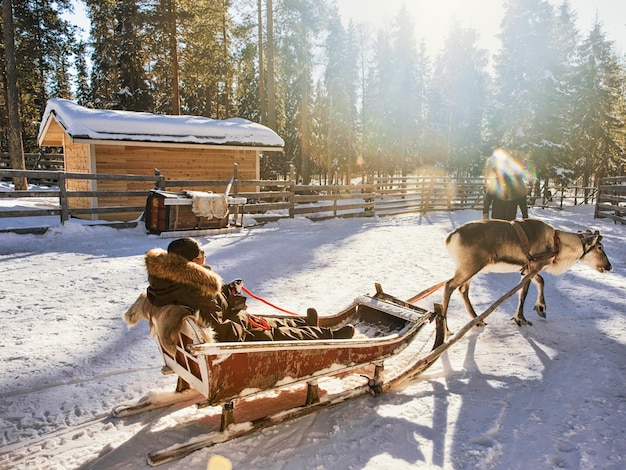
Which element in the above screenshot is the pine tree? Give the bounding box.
[2,0,26,189]
[177,0,234,118]
[427,22,488,175]
[570,17,624,195]
[313,11,359,183]
[491,0,566,183]
[86,0,153,111]
[2,0,76,151]
[362,7,427,176]
[274,0,329,184]
[362,29,395,176]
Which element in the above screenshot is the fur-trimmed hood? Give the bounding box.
[145,248,223,297]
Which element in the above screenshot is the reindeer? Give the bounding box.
[441,218,612,335]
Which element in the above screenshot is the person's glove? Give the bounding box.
[227,278,244,294]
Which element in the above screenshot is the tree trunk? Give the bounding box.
[257,0,266,125]
[169,0,181,115]
[266,0,276,130]
[2,0,27,190]
[300,73,310,184]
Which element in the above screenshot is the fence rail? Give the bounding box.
[595,176,626,224]
[0,152,64,174]
[0,167,616,234]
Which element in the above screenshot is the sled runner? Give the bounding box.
[116,275,536,466]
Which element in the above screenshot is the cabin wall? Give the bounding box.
[82,143,259,221]
[64,137,97,219]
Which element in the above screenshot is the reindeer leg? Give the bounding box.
[513,276,533,326]
[441,279,456,338]
[532,274,546,318]
[458,280,486,327]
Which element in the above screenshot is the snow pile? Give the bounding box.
[0,204,624,469]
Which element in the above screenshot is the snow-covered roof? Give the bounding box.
[37,98,284,149]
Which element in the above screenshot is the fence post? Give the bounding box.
[233,162,239,196]
[289,165,296,218]
[58,172,69,224]
[156,175,165,190]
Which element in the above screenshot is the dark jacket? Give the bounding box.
[483,192,529,221]
[144,248,336,342]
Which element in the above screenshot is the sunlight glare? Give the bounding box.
[484,148,529,200]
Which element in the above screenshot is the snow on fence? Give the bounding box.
[595,176,626,225]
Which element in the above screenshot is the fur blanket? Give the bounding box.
[185,191,229,219]
[123,293,215,355]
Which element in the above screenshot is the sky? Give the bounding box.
[335,0,626,57]
[0,189,625,469]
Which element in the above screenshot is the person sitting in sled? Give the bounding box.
[144,237,355,342]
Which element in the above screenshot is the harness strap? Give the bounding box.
[577,233,594,258]
[509,221,560,267]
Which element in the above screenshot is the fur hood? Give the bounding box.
[145,248,223,297]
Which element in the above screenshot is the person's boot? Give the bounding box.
[333,324,355,339]
[306,308,319,327]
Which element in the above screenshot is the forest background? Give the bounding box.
[1,0,625,195]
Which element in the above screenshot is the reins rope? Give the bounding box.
[406,281,446,304]
[241,286,299,316]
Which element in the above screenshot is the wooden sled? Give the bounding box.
[158,283,442,407]
[116,273,537,465]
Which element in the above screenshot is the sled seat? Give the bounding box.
[157,291,437,406]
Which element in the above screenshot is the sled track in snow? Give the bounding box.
[0,366,160,399]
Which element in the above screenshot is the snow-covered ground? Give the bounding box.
[0,200,624,469]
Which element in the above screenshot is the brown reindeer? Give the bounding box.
[441,219,612,334]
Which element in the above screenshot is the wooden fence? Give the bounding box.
[595,176,626,224]
[1,168,617,233]
[0,152,64,174]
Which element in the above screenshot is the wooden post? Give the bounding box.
[220,402,235,432]
[289,165,295,218]
[305,381,320,405]
[58,172,69,224]
[156,175,166,190]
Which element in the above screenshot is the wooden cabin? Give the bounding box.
[37,99,283,221]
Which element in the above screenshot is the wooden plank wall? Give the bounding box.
[64,140,93,213]
[91,144,259,221]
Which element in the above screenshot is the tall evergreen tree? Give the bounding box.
[362,28,394,175]
[274,0,329,184]
[427,22,488,175]
[491,0,566,183]
[2,0,76,151]
[178,0,234,118]
[389,6,424,176]
[2,0,26,189]
[570,18,624,192]
[86,0,152,111]
[312,11,359,183]
[363,7,427,176]
[551,0,581,183]
[144,0,181,114]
